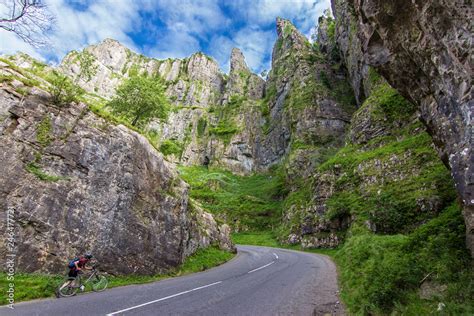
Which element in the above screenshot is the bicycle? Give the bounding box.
[56,266,108,297]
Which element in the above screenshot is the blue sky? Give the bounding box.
[1,0,331,73]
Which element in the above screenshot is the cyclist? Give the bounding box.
[58,254,94,293]
[69,254,93,279]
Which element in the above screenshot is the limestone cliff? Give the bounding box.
[331,0,473,256]
[0,59,233,275]
[60,20,354,177]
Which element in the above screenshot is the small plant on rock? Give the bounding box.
[47,70,84,106]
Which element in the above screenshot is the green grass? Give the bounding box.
[232,231,280,247]
[36,116,53,147]
[318,129,456,234]
[0,246,234,305]
[179,166,286,231]
[25,163,67,182]
[335,203,473,315]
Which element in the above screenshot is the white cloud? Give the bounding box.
[228,0,330,35]
[0,30,44,60]
[1,0,142,63]
[208,35,235,72]
[44,0,141,62]
[0,0,332,72]
[234,27,274,73]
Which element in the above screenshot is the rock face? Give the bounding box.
[262,17,355,180]
[279,12,460,250]
[331,0,473,255]
[60,21,353,176]
[0,81,233,275]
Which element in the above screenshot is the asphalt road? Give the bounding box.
[2,245,344,315]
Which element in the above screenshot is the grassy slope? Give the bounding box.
[0,246,234,305]
[336,203,473,315]
[179,166,285,231]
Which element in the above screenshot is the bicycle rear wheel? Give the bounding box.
[57,277,78,297]
[91,274,108,292]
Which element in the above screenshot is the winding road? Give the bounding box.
[2,245,343,315]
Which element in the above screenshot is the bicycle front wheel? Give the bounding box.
[57,277,78,297]
[91,274,108,292]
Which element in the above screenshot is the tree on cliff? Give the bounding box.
[0,0,55,47]
[108,74,169,127]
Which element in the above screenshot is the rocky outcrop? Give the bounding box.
[332,0,473,256]
[279,11,462,248]
[261,17,355,180]
[283,79,456,248]
[0,77,233,275]
[59,19,354,177]
[330,0,370,106]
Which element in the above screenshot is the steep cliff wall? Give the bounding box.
[60,19,355,177]
[279,15,457,248]
[331,0,473,255]
[0,59,233,275]
[60,40,264,174]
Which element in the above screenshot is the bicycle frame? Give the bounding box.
[71,269,99,288]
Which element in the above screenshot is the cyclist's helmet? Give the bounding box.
[84,254,93,259]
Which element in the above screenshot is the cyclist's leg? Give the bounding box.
[61,269,78,288]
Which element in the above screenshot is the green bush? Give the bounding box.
[159,139,183,157]
[47,71,84,106]
[336,203,473,315]
[197,117,207,137]
[319,71,331,88]
[228,95,246,108]
[36,116,53,147]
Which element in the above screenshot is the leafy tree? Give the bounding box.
[108,74,169,127]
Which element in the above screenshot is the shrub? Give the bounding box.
[47,71,84,106]
[159,139,183,157]
[336,203,473,315]
[36,116,53,147]
[197,117,207,137]
[209,121,240,144]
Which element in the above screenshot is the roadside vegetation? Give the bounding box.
[0,246,234,305]
[230,205,473,315]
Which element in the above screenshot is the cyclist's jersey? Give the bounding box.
[71,257,88,270]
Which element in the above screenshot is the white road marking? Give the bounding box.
[273,252,279,260]
[247,261,275,274]
[106,281,222,315]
